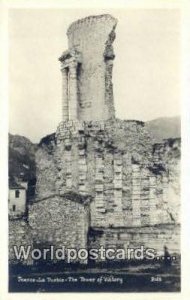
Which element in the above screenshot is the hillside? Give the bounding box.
[145,116,180,143]
[9,134,37,197]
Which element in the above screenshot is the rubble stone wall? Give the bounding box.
[9,219,33,264]
[28,194,90,251]
[9,194,90,264]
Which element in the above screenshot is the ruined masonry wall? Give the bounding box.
[152,139,181,223]
[89,225,180,257]
[9,195,90,263]
[35,120,180,230]
[67,15,117,121]
[35,144,57,198]
[28,195,89,251]
[9,219,33,264]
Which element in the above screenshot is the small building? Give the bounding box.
[8,182,27,217]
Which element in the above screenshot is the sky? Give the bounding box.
[9,8,180,142]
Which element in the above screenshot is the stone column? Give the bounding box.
[69,62,78,120]
[61,67,69,121]
[113,156,123,226]
[149,176,157,225]
[131,164,141,226]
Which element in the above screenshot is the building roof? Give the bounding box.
[9,181,26,190]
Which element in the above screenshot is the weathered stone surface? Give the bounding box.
[9,194,90,264]
[60,14,117,121]
[29,194,90,251]
[89,224,180,257]
[35,119,180,231]
[9,219,33,264]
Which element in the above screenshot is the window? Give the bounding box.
[12,205,16,212]
[15,190,20,198]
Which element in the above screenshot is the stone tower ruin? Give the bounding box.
[59,14,117,121]
[9,14,180,266]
